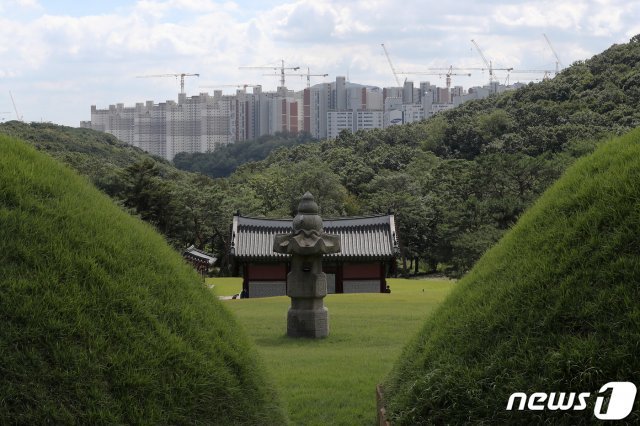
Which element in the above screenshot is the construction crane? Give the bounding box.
[136,73,200,94]
[381,43,402,87]
[410,65,513,84]
[239,60,300,88]
[510,69,555,81]
[423,66,513,74]
[285,67,328,88]
[9,91,23,122]
[543,33,564,75]
[199,84,260,92]
[264,67,328,88]
[470,39,514,83]
[397,66,472,89]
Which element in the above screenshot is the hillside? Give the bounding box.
[0,135,286,424]
[0,121,179,197]
[383,128,640,424]
[173,131,316,178]
[425,35,640,159]
[0,121,236,255]
[215,35,640,276]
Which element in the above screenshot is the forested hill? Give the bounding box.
[0,121,178,196]
[3,35,640,277]
[0,121,228,252]
[173,131,316,177]
[427,34,640,159]
[218,34,640,276]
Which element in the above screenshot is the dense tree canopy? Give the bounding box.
[173,131,315,178]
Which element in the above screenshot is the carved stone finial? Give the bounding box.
[292,192,322,233]
[298,192,319,214]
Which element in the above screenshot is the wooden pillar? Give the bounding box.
[380,261,387,293]
[390,256,398,278]
[336,263,344,294]
[242,263,249,294]
[232,256,240,277]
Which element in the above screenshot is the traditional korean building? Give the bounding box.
[230,213,399,297]
[183,245,217,276]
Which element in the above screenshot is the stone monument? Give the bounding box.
[273,192,341,338]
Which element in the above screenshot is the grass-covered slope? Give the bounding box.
[384,128,640,424]
[0,135,286,424]
[0,121,179,197]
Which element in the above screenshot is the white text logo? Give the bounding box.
[506,382,637,420]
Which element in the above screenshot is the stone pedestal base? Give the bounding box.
[287,306,328,338]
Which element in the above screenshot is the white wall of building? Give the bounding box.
[356,110,383,131]
[327,110,354,139]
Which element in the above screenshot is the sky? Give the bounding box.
[1,0,639,126]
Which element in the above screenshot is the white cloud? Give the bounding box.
[261,0,371,44]
[133,0,222,18]
[493,1,588,30]
[8,0,42,10]
[586,1,634,38]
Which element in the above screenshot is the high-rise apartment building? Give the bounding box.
[82,76,519,159]
[84,92,235,160]
[403,81,414,104]
[334,76,347,110]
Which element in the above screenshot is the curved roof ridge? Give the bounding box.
[232,213,397,260]
[236,213,392,221]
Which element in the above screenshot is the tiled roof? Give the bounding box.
[231,214,398,260]
[183,245,217,264]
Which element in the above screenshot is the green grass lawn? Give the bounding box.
[206,277,243,297]
[210,277,454,425]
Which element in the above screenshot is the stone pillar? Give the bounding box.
[273,192,340,338]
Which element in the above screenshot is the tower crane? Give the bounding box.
[288,67,328,88]
[199,84,261,92]
[264,67,328,88]
[136,73,200,94]
[9,91,23,122]
[543,33,564,75]
[381,43,402,87]
[397,66,472,89]
[239,60,300,88]
[470,39,513,83]
[408,65,513,84]
[509,69,555,81]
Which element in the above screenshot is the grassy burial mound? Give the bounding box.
[0,135,286,424]
[384,129,640,424]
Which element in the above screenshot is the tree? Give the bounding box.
[120,159,176,237]
[282,160,350,217]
